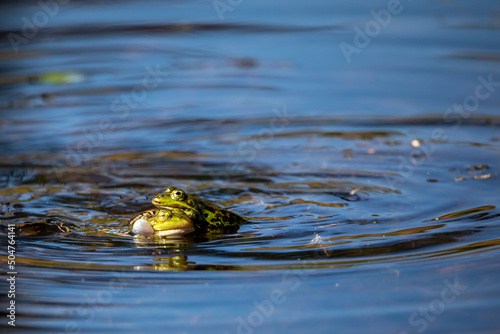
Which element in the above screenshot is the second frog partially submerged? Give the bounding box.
[130,186,246,237]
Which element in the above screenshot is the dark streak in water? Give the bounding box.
[0,22,340,41]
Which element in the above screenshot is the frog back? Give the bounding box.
[195,196,246,230]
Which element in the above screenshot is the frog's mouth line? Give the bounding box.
[155,226,195,236]
[156,204,200,216]
[156,205,177,210]
[156,204,188,211]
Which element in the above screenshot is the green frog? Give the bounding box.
[129,208,195,237]
[151,186,246,233]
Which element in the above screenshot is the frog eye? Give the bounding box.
[165,186,177,194]
[157,210,172,222]
[171,189,186,201]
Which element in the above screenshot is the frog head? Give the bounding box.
[152,186,200,220]
[151,209,195,237]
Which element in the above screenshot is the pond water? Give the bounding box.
[1,0,500,333]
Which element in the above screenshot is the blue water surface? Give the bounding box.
[1,0,500,333]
